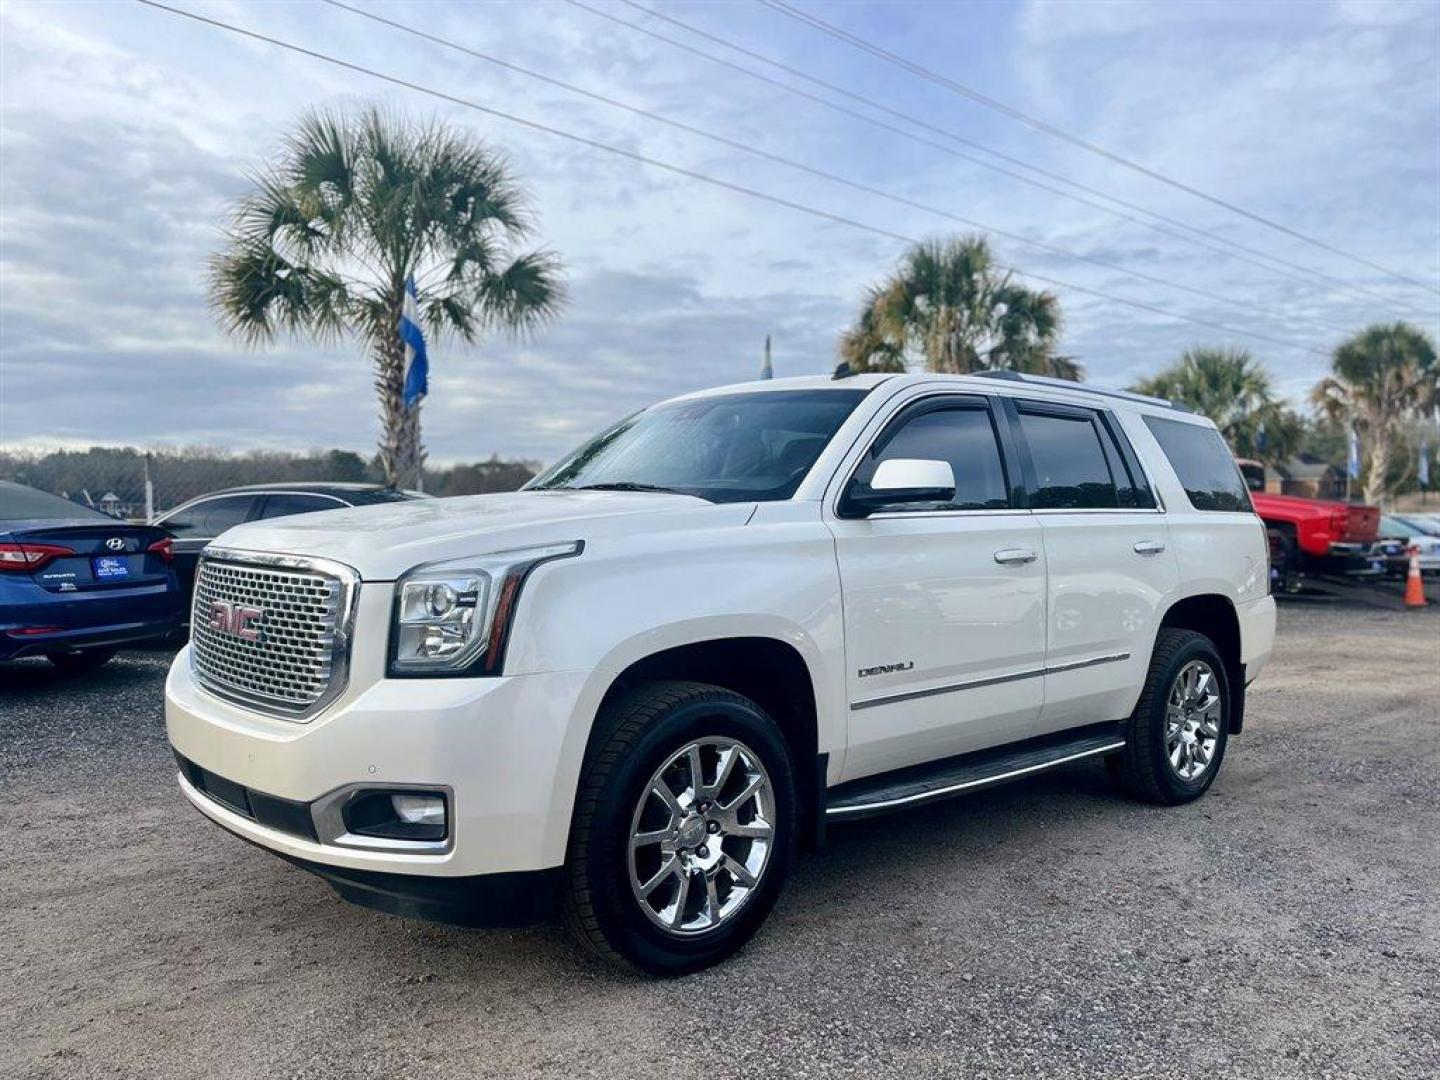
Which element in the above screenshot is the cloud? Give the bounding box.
[1,0,1437,467]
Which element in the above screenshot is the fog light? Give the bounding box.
[391,793,445,826]
[341,789,448,843]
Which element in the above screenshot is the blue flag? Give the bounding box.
[1421,438,1431,490]
[760,334,773,380]
[399,276,428,409]
[1347,427,1361,480]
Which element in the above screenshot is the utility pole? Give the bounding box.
[143,453,155,521]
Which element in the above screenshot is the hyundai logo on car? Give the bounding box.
[106,537,126,551]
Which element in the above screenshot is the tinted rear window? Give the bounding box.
[0,481,113,523]
[345,489,424,505]
[1143,416,1252,512]
[260,493,345,519]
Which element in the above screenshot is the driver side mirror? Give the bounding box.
[843,458,956,516]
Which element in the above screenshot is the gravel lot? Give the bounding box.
[3,600,1438,1079]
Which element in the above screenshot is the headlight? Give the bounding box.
[388,540,582,677]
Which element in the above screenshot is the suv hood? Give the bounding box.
[210,489,754,580]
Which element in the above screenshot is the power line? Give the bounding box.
[598,0,1430,317]
[133,0,1331,359]
[322,0,1349,340]
[759,0,1440,297]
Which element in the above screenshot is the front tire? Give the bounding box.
[44,647,117,676]
[563,680,797,975]
[1109,629,1230,806]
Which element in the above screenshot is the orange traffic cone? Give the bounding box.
[1403,544,1427,609]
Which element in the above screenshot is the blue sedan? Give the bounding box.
[1,480,184,674]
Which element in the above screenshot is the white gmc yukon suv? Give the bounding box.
[166,371,1276,973]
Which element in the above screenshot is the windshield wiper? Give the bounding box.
[573,482,709,500]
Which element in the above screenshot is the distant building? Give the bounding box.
[98,491,133,518]
[1236,458,1347,500]
[1270,460,1347,500]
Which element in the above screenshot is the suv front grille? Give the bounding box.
[190,551,357,719]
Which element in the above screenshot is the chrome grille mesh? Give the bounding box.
[190,556,347,716]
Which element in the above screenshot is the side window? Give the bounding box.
[157,503,206,538]
[161,495,258,538]
[1016,407,1119,510]
[260,493,342,520]
[1143,416,1253,512]
[851,405,1010,512]
[1096,415,1156,510]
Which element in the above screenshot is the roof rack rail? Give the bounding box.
[967,371,1191,413]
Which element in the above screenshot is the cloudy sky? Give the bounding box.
[1,0,1437,465]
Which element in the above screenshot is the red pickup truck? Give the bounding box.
[1236,460,1380,587]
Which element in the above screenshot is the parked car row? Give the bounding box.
[2,480,424,674]
[2,462,1433,679]
[1371,513,1440,575]
[1234,459,1436,585]
[1235,459,1381,588]
[153,483,426,603]
[0,481,181,673]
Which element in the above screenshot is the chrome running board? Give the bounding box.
[825,721,1126,820]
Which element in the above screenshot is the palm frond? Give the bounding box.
[837,234,1064,377]
[207,239,353,347]
[475,250,566,338]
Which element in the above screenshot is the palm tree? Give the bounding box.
[1131,346,1300,465]
[209,107,565,487]
[839,235,1076,379]
[1311,322,1438,504]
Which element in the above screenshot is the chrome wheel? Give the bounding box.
[627,737,775,936]
[1166,659,1222,781]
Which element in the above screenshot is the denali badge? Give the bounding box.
[858,660,914,678]
[208,600,263,642]
[106,537,126,551]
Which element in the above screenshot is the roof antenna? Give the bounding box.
[831,361,853,380]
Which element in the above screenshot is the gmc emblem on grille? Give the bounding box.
[207,600,263,642]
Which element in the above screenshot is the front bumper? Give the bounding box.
[177,766,561,925]
[1327,541,1370,556]
[1381,550,1440,573]
[166,645,593,880]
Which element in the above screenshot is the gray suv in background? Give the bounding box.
[153,483,426,604]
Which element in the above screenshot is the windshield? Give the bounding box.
[529,389,868,504]
[1396,516,1440,537]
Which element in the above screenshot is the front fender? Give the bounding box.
[501,515,847,851]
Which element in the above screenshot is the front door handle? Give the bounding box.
[1133,540,1167,555]
[994,547,1038,565]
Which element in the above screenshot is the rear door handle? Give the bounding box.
[994,547,1038,565]
[1133,540,1167,555]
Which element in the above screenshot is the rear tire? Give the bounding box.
[1109,629,1230,806]
[563,680,797,975]
[44,647,117,676]
[1268,524,1300,593]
